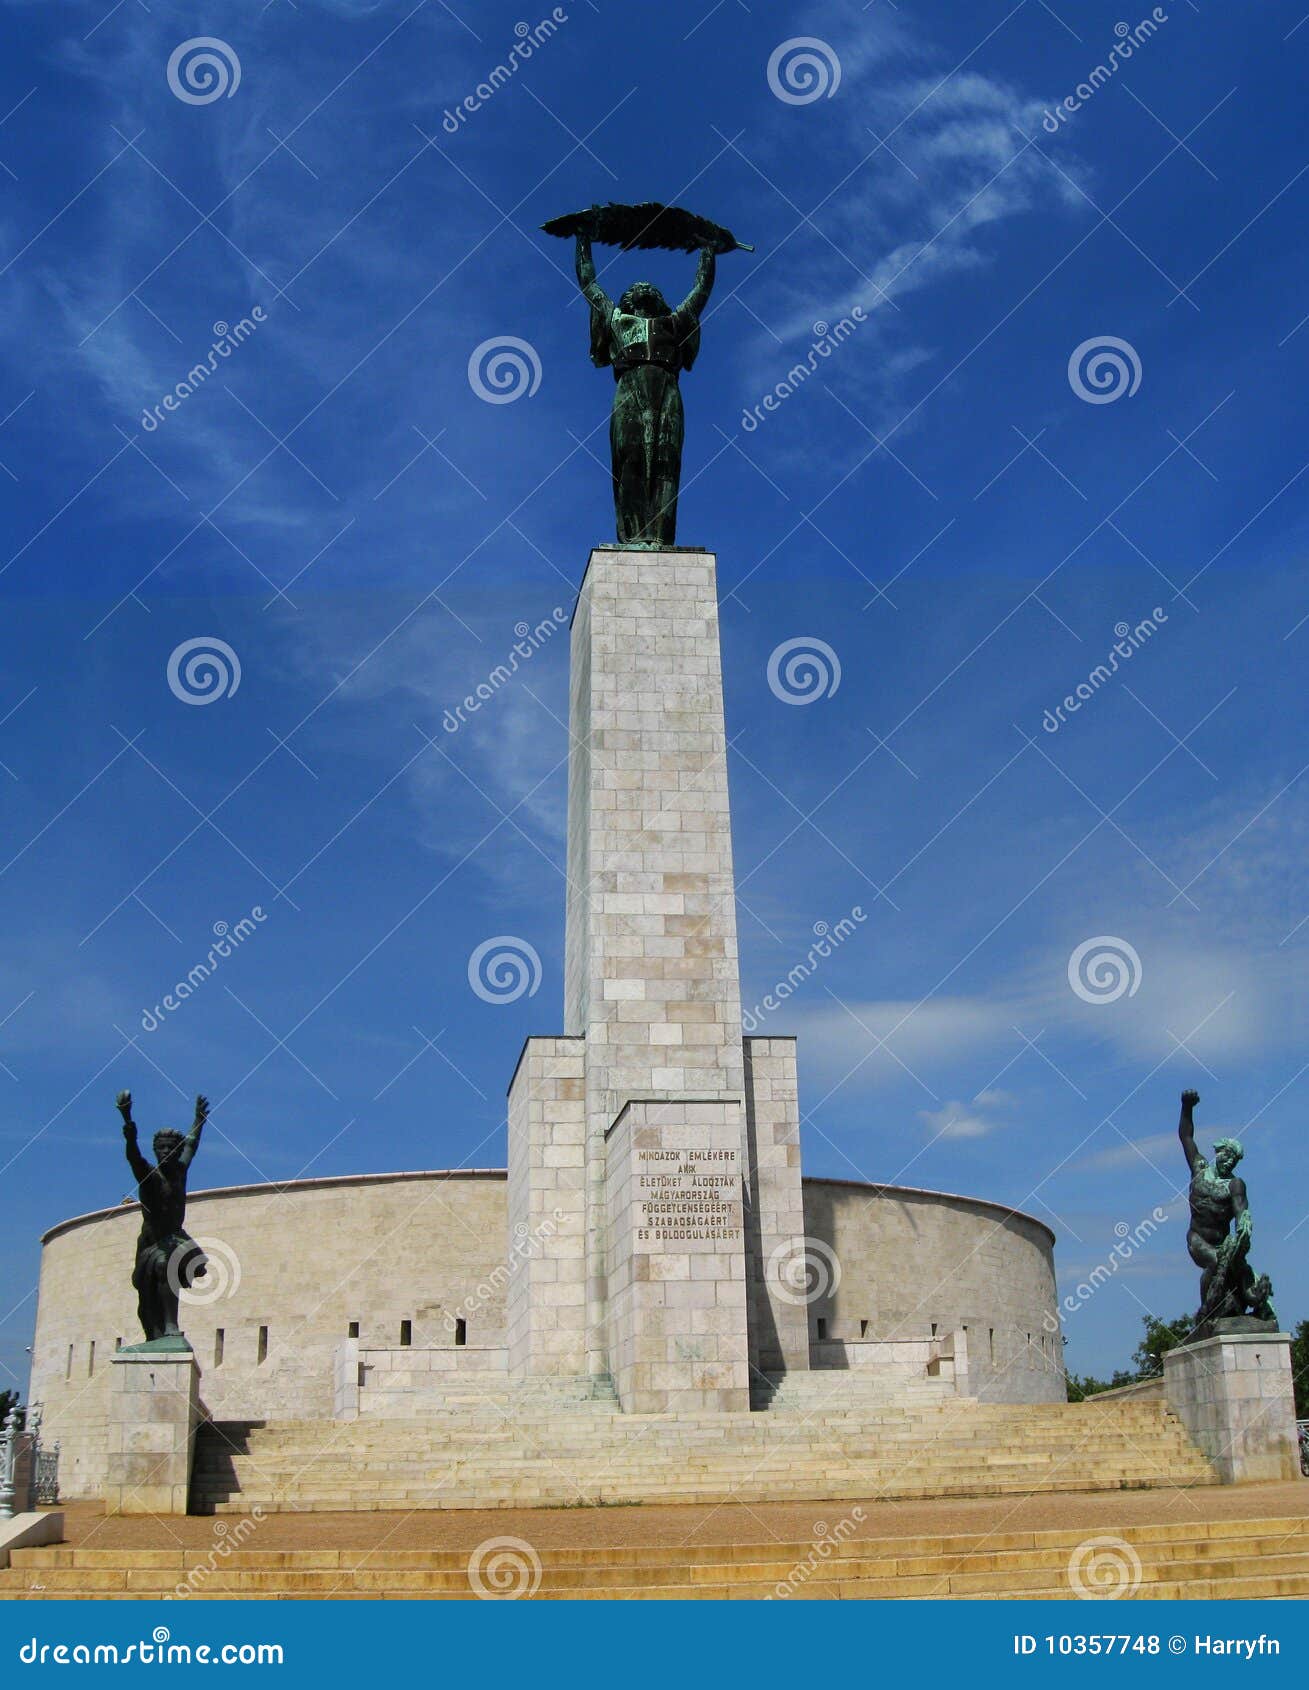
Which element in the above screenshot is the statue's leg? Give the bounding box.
[137,1274,163,1343]
[158,1249,183,1337]
[610,388,631,542]
[160,1279,182,1337]
[1188,1230,1219,1315]
[649,379,684,548]
[612,374,651,543]
[133,1255,158,1342]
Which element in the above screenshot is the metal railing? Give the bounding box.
[0,1402,60,1516]
[0,1404,19,1519]
[26,1402,58,1507]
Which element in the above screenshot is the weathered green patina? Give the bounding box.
[1178,1089,1278,1334]
[547,202,750,547]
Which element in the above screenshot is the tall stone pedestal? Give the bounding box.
[1163,1330,1299,1483]
[505,546,811,1409]
[606,1098,750,1412]
[104,1346,200,1515]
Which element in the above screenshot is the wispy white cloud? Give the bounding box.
[920,1085,1014,1139]
[726,0,1091,459]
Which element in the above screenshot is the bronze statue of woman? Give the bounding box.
[573,233,716,548]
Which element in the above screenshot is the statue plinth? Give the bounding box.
[505,546,810,1406]
[103,1346,201,1515]
[1163,1330,1299,1484]
[1193,1314,1280,1342]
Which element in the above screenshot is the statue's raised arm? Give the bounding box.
[118,1089,151,1185]
[575,232,612,321]
[1178,1088,1202,1174]
[678,247,716,322]
[179,1094,208,1169]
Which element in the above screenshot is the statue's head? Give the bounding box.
[619,281,670,318]
[153,1129,185,1166]
[1213,1136,1244,1177]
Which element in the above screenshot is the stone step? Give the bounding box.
[181,1396,1215,1511]
[197,1436,1205,1458]
[193,1448,1205,1477]
[192,1457,1211,1478]
[5,1521,1307,1600]
[11,1552,1309,1597]
[197,1481,1217,1513]
[20,1520,1309,1571]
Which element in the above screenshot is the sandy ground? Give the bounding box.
[54,1480,1308,1554]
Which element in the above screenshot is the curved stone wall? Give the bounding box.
[799,1178,1064,1404]
[29,1168,1062,1497]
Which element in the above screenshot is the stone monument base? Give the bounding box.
[1195,1314,1280,1340]
[104,1345,200,1515]
[1163,1329,1299,1484]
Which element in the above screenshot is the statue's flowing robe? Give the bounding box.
[590,304,701,546]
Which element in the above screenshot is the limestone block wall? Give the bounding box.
[565,548,748,1374]
[1163,1332,1300,1483]
[800,1178,1065,1404]
[742,1038,809,1374]
[29,1170,509,1498]
[30,1169,1063,1496]
[604,1099,750,1413]
[505,1036,588,1377]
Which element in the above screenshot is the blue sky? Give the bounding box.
[1,0,1307,1390]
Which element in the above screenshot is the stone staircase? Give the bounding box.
[750,1370,961,1410]
[358,1374,621,1418]
[183,1387,1218,1513]
[5,1516,1308,1599]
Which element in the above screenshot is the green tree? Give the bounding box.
[1131,1313,1196,1378]
[1065,1368,1136,1402]
[0,1388,19,1424]
[1290,1318,1308,1421]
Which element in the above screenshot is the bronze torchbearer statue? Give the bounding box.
[544,202,752,547]
[1178,1090,1278,1335]
[117,1089,209,1347]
